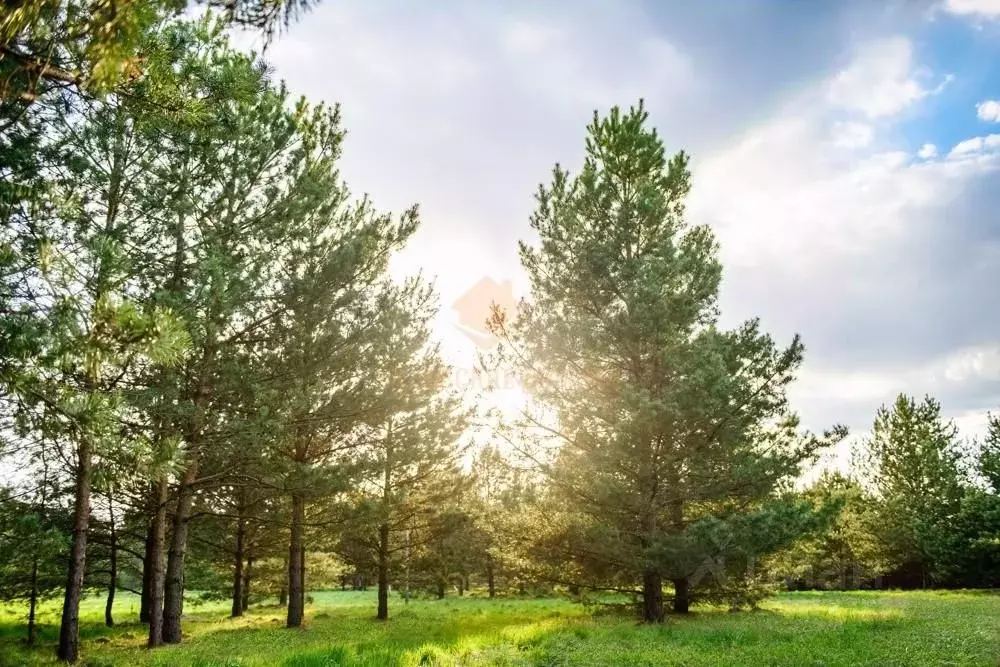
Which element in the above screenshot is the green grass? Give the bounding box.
[2,590,999,666]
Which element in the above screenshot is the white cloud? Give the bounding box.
[687,36,1000,434]
[948,133,1000,157]
[943,0,1000,18]
[831,121,874,149]
[791,342,1000,433]
[690,111,976,272]
[952,410,994,440]
[236,1,1000,439]
[918,143,938,158]
[500,20,565,56]
[977,99,1000,122]
[825,37,940,118]
[942,344,1000,382]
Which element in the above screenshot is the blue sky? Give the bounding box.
[235,0,1000,468]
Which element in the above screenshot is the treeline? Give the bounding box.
[774,396,1000,592]
[3,8,1000,666]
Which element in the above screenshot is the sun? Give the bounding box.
[487,380,531,422]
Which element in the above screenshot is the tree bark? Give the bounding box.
[642,569,663,623]
[140,519,154,624]
[105,499,118,627]
[147,476,169,647]
[672,576,690,614]
[668,485,688,615]
[232,518,245,617]
[377,522,390,620]
[162,463,198,644]
[299,546,306,619]
[242,557,253,612]
[377,433,392,621]
[57,438,92,663]
[437,580,445,599]
[286,492,305,628]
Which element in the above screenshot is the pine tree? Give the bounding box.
[242,118,421,628]
[350,281,468,619]
[495,101,843,620]
[855,394,965,587]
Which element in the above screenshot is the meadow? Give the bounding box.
[1,590,998,666]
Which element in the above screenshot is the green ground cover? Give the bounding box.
[2,590,998,666]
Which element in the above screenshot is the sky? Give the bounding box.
[235,0,1000,470]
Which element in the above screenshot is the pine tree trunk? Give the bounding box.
[27,557,39,646]
[57,438,92,663]
[672,576,690,614]
[486,556,495,599]
[163,463,198,644]
[147,476,169,647]
[232,518,245,618]
[668,490,689,614]
[105,515,117,627]
[378,433,392,621]
[140,519,154,624]
[286,492,305,628]
[299,546,306,619]
[642,569,663,623]
[437,580,445,599]
[377,522,389,620]
[242,557,252,612]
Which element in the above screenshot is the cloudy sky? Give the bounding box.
[236,0,1000,467]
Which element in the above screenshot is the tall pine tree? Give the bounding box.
[496,102,843,620]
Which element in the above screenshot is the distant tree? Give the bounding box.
[766,473,887,590]
[494,101,844,620]
[410,506,480,600]
[978,413,1000,494]
[943,412,1000,587]
[854,394,965,587]
[469,445,536,598]
[0,464,69,646]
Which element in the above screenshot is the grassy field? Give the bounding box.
[1,589,998,666]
